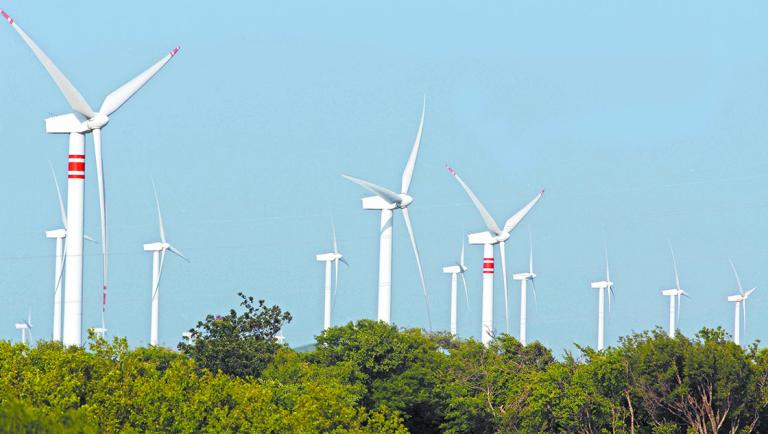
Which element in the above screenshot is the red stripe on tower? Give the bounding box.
[483,258,494,274]
[68,162,85,171]
[68,154,85,179]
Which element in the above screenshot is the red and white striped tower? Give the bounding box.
[63,135,86,346]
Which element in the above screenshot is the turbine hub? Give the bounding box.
[87,113,110,130]
[399,194,414,208]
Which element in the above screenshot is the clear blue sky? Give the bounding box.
[1,1,767,354]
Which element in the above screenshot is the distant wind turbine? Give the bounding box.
[442,240,470,336]
[661,243,689,338]
[316,224,348,330]
[143,184,189,346]
[512,236,538,346]
[342,97,431,329]
[15,311,32,345]
[446,165,544,345]
[590,249,615,351]
[727,260,756,346]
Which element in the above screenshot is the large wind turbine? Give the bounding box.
[442,241,470,336]
[727,261,756,346]
[661,244,688,338]
[15,312,32,345]
[316,225,348,331]
[2,10,180,346]
[590,251,614,351]
[144,185,188,346]
[342,98,431,328]
[446,166,544,345]
[512,238,537,346]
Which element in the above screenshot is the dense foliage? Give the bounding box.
[1,294,767,433]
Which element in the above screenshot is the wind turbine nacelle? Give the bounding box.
[143,242,164,252]
[513,272,535,280]
[45,114,88,134]
[591,281,611,289]
[316,253,337,261]
[443,265,461,274]
[661,289,678,296]
[727,295,742,302]
[467,231,497,245]
[45,229,67,239]
[14,323,28,330]
[362,195,396,210]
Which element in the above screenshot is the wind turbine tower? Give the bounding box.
[442,241,469,336]
[446,166,544,345]
[316,225,347,330]
[342,98,431,328]
[144,184,188,346]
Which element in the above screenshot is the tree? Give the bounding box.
[178,292,291,378]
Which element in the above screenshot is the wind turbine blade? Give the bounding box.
[605,246,611,283]
[93,129,109,316]
[402,207,432,330]
[445,165,501,235]
[54,240,68,298]
[401,96,425,194]
[529,234,534,274]
[608,286,614,313]
[339,257,349,266]
[460,239,465,268]
[84,235,98,243]
[745,288,756,298]
[530,278,539,312]
[153,249,167,302]
[99,47,181,116]
[669,241,681,291]
[499,240,510,334]
[49,162,67,229]
[742,299,747,335]
[332,221,339,255]
[168,245,189,262]
[460,272,471,311]
[729,259,744,294]
[1,11,95,118]
[502,190,545,234]
[152,181,166,244]
[334,257,340,307]
[341,175,402,205]
[676,293,681,324]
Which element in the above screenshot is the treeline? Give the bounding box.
[0,293,766,433]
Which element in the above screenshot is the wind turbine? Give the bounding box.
[342,98,431,328]
[144,184,189,346]
[316,224,348,331]
[2,9,181,346]
[590,250,614,351]
[46,164,97,342]
[727,260,756,346]
[661,244,689,338]
[446,166,544,345]
[15,311,32,345]
[512,237,537,346]
[442,240,470,336]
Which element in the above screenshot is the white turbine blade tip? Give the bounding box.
[170,46,181,57]
[1,10,14,25]
[445,165,457,176]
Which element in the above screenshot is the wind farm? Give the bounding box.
[1,2,768,431]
